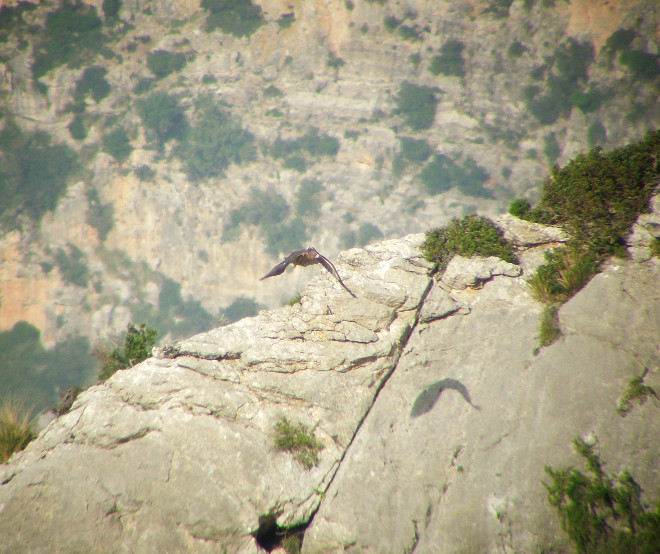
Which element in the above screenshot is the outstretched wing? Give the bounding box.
[316,253,357,298]
[260,250,305,280]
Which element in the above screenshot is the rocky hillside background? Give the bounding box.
[0,0,659,409]
[0,200,658,552]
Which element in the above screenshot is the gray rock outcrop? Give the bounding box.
[1,211,659,553]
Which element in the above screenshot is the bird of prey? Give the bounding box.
[260,247,357,298]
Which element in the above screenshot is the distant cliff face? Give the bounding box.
[0,201,658,552]
[0,0,658,354]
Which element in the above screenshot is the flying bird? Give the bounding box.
[260,247,357,298]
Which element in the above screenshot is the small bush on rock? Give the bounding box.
[422,214,517,271]
[0,396,34,464]
[96,323,157,382]
[273,416,324,469]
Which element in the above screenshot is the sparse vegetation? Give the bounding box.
[137,91,187,145]
[536,304,560,350]
[544,437,660,553]
[650,237,660,257]
[147,49,188,80]
[74,65,110,103]
[273,416,324,469]
[103,127,133,163]
[201,0,265,37]
[287,293,302,306]
[418,154,493,199]
[394,81,440,131]
[617,370,658,417]
[175,96,255,181]
[421,214,517,271]
[0,396,35,464]
[96,323,158,382]
[429,39,466,77]
[0,120,79,228]
[55,243,91,288]
[31,1,109,80]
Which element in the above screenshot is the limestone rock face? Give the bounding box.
[1,214,659,553]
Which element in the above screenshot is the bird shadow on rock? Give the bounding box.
[411,378,481,418]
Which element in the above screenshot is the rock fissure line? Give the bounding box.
[303,276,435,527]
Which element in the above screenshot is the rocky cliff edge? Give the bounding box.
[0,203,659,553]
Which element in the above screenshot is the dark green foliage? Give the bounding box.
[587,121,607,149]
[570,89,604,114]
[147,49,187,80]
[0,396,35,463]
[270,127,339,170]
[535,130,660,258]
[137,91,187,145]
[544,132,561,163]
[617,370,658,417]
[175,97,255,181]
[135,164,156,182]
[55,243,90,288]
[605,29,635,53]
[509,198,532,218]
[527,247,597,304]
[544,438,660,553]
[357,223,383,246]
[97,323,157,382]
[0,322,96,414]
[284,156,307,172]
[619,50,660,80]
[327,52,346,69]
[67,114,87,140]
[295,178,323,219]
[86,187,114,242]
[418,154,493,199]
[102,0,122,21]
[409,52,421,69]
[651,237,660,258]
[103,127,133,162]
[484,0,514,18]
[0,2,37,43]
[273,416,324,469]
[384,15,401,31]
[421,214,518,270]
[429,39,465,77]
[395,81,440,131]
[133,76,155,95]
[221,296,265,323]
[201,0,265,37]
[399,136,432,162]
[276,13,295,29]
[74,66,110,103]
[264,85,283,97]
[507,40,527,58]
[537,304,560,349]
[0,120,79,228]
[222,188,308,256]
[31,1,108,80]
[398,24,422,42]
[524,38,594,124]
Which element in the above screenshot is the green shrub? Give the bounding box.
[276,13,295,29]
[86,187,114,242]
[544,132,561,162]
[133,76,155,95]
[509,198,532,218]
[102,127,133,162]
[527,247,596,304]
[570,89,603,114]
[327,52,345,69]
[0,396,34,464]
[201,0,265,37]
[264,85,283,97]
[295,178,323,218]
[398,24,422,42]
[67,114,87,140]
[175,97,255,181]
[384,15,401,31]
[617,370,658,417]
[137,91,187,145]
[507,40,527,58]
[273,416,324,469]
[429,39,465,77]
[537,304,560,350]
[0,2,36,43]
[287,293,302,306]
[357,223,383,246]
[96,323,158,382]
[0,121,79,227]
[394,81,440,131]
[147,49,187,80]
[619,50,660,80]
[221,296,265,323]
[484,0,514,18]
[536,130,660,258]
[605,29,635,53]
[650,237,660,258]
[55,243,90,288]
[74,65,110,103]
[31,1,108,80]
[587,121,607,149]
[418,154,493,199]
[421,214,517,270]
[544,437,660,553]
[283,155,307,172]
[102,0,122,21]
[399,136,432,162]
